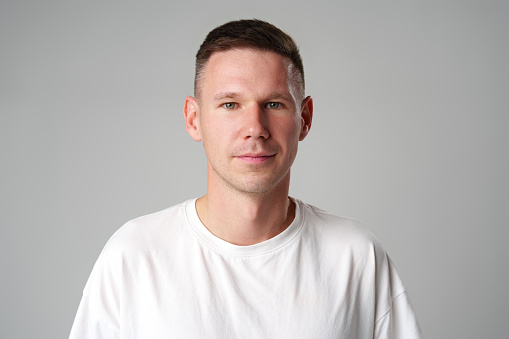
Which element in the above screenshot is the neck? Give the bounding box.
[195,176,295,246]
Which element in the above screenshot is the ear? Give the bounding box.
[299,96,313,141]
[184,96,202,142]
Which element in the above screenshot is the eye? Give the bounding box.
[222,102,237,109]
[266,102,282,109]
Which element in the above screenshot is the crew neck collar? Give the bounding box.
[184,197,304,257]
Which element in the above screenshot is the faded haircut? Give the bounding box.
[194,19,305,99]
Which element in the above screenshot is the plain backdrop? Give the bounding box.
[1,1,508,338]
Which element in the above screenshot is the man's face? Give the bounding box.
[186,48,312,195]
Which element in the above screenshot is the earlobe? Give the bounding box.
[299,96,313,141]
[184,96,202,142]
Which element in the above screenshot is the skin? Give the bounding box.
[184,48,313,246]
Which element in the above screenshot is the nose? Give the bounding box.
[243,104,269,140]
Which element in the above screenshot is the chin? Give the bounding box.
[228,174,289,195]
[210,162,291,195]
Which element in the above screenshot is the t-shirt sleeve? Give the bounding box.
[374,291,422,338]
[69,244,121,339]
[373,256,422,339]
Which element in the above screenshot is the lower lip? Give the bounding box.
[236,155,274,164]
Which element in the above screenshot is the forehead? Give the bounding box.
[199,48,299,100]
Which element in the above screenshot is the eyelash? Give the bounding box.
[221,102,284,110]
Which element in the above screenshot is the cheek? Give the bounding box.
[200,115,226,139]
[277,118,301,142]
[205,112,239,133]
[200,119,237,153]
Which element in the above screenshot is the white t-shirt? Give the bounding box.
[70,198,421,338]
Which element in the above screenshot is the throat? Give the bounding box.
[195,194,295,246]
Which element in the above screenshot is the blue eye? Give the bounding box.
[223,102,237,109]
[266,102,282,109]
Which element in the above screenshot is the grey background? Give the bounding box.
[1,1,508,338]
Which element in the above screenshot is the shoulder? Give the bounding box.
[296,200,394,281]
[103,199,192,255]
[298,200,383,252]
[80,200,195,295]
[298,200,412,320]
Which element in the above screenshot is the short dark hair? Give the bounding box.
[194,19,305,98]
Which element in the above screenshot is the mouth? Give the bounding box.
[236,153,276,164]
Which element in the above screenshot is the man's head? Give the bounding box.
[185,20,312,196]
[194,19,305,101]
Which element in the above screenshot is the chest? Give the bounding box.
[117,244,376,338]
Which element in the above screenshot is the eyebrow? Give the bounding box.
[213,92,240,101]
[269,92,295,102]
[212,91,295,102]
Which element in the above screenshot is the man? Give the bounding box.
[70,19,421,338]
